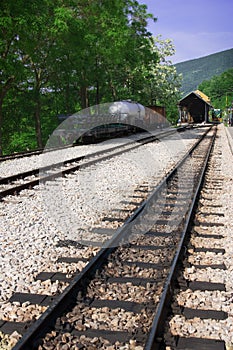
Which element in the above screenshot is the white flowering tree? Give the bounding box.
[137,35,182,123]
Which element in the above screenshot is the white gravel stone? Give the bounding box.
[0,127,209,338]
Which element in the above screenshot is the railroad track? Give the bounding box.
[0,127,184,163]
[2,126,216,349]
[0,126,190,201]
[163,129,229,350]
[0,133,163,201]
[0,144,74,162]
[0,149,45,162]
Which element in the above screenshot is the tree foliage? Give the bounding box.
[0,0,181,154]
[198,68,233,109]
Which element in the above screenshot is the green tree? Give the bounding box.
[0,0,75,153]
[58,0,158,107]
[15,1,75,148]
[0,0,180,154]
[0,0,30,154]
[198,68,233,109]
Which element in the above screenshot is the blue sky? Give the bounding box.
[138,0,233,63]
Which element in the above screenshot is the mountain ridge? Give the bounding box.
[174,48,233,96]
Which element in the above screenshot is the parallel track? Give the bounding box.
[0,134,156,200]
[0,127,184,162]
[0,128,183,201]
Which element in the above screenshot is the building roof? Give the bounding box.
[179,90,212,107]
[194,90,211,104]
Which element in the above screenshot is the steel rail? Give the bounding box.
[144,126,217,350]
[0,129,180,200]
[12,126,213,350]
[0,144,73,162]
[0,126,186,162]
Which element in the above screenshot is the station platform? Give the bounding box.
[225,126,233,154]
[227,126,233,138]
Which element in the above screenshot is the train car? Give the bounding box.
[54,101,167,145]
[145,105,166,128]
[209,109,222,123]
[109,100,145,126]
[108,101,167,130]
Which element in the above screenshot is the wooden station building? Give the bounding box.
[178,90,212,123]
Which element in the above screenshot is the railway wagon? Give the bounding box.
[108,101,166,127]
[54,101,167,145]
[81,101,167,143]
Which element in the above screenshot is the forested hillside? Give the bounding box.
[175,48,233,95]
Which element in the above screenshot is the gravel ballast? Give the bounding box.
[1,126,231,348]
